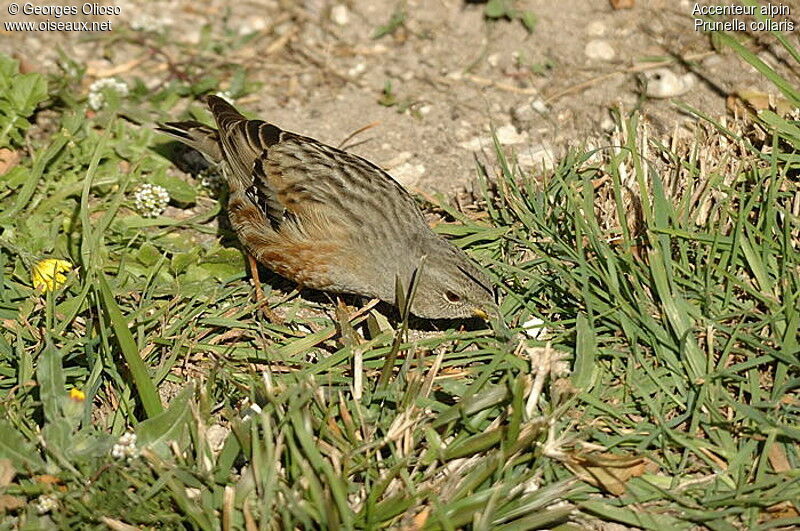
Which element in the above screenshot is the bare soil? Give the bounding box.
[2,0,795,193]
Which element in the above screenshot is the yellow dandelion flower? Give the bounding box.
[69,388,86,401]
[31,259,73,293]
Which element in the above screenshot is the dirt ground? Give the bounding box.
[2,0,794,194]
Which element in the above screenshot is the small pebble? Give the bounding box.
[391,162,426,187]
[331,4,349,25]
[644,68,695,98]
[511,103,536,130]
[348,62,366,76]
[522,317,548,339]
[496,124,528,145]
[459,137,485,151]
[206,425,230,454]
[585,39,616,62]
[517,143,555,172]
[586,20,606,36]
[383,151,413,169]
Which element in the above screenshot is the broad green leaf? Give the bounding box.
[37,343,66,424]
[8,73,48,116]
[150,171,197,205]
[136,242,162,266]
[520,11,538,32]
[572,313,597,390]
[136,386,192,457]
[97,273,163,418]
[485,0,508,18]
[0,421,44,471]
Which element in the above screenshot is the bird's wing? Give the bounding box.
[207,95,286,225]
[207,95,425,236]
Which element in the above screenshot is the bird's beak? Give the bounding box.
[472,307,490,320]
[476,304,513,341]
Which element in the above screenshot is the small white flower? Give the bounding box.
[198,168,225,196]
[59,60,80,79]
[111,432,140,461]
[35,494,59,514]
[87,78,129,111]
[133,184,170,218]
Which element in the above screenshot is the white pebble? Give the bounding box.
[348,62,366,76]
[495,124,528,145]
[644,68,695,98]
[586,20,606,36]
[584,40,616,62]
[391,162,425,187]
[206,424,230,454]
[459,137,486,151]
[512,103,535,124]
[517,144,555,172]
[522,317,548,339]
[383,151,413,169]
[331,4,349,25]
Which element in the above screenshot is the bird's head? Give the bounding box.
[405,243,497,321]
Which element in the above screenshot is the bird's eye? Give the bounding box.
[444,290,461,304]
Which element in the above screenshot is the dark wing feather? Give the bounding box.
[206,95,426,242]
[206,95,286,225]
[246,154,286,228]
[207,95,282,185]
[155,120,222,162]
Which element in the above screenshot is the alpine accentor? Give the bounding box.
[157,96,496,320]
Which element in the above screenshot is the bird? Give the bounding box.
[156,96,497,321]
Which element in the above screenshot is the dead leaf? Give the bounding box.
[767,442,791,473]
[85,57,145,78]
[610,0,635,8]
[562,451,658,495]
[0,494,25,512]
[100,517,141,531]
[780,394,799,407]
[697,446,728,470]
[727,89,795,117]
[764,500,800,520]
[0,148,20,176]
[34,474,63,485]
[0,459,15,488]
[411,507,430,529]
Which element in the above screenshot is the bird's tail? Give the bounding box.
[155,120,223,163]
[206,95,248,132]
